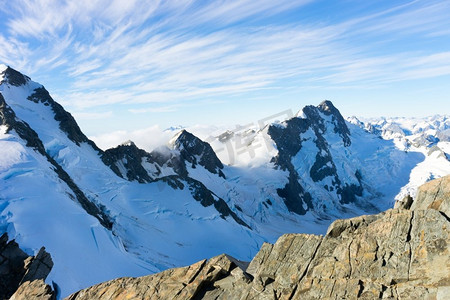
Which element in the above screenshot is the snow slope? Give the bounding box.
[348,115,450,200]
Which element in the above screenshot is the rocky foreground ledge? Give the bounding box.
[6,176,450,299]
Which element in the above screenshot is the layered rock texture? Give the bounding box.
[0,233,54,299]
[66,176,450,300]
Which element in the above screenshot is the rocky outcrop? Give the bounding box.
[10,280,55,300]
[0,233,54,299]
[268,100,362,214]
[67,175,450,299]
[268,117,313,214]
[65,254,249,300]
[102,141,154,183]
[170,130,225,178]
[0,66,30,86]
[410,175,450,213]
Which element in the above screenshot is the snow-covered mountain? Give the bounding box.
[1,65,449,297]
[0,66,260,297]
[347,115,450,200]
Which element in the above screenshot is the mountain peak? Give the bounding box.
[170,129,192,145]
[317,99,336,112]
[317,100,351,146]
[0,66,30,87]
[170,130,225,178]
[121,140,136,147]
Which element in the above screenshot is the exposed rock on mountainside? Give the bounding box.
[0,92,113,230]
[268,100,363,215]
[170,130,226,178]
[67,175,450,299]
[103,129,226,182]
[0,66,30,86]
[0,233,54,299]
[101,130,247,226]
[102,141,154,183]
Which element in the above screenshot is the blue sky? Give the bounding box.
[1,0,450,138]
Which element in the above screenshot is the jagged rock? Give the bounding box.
[394,194,414,210]
[0,234,29,299]
[102,141,154,183]
[170,130,225,178]
[67,175,450,300]
[65,254,249,300]
[10,280,55,300]
[317,100,351,147]
[0,66,30,86]
[268,100,362,214]
[0,233,54,299]
[21,247,54,284]
[101,133,249,228]
[410,175,450,213]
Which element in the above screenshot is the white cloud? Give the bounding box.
[72,111,113,120]
[90,125,177,151]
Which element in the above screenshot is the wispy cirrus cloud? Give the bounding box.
[0,0,449,130]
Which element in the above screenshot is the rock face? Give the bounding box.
[170,130,225,178]
[67,175,450,300]
[102,141,154,183]
[0,233,54,299]
[10,279,55,300]
[268,100,363,215]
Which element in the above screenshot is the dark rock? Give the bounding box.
[317,100,351,146]
[1,93,47,153]
[0,66,30,86]
[0,233,54,299]
[268,101,362,213]
[0,233,29,299]
[184,177,250,229]
[26,86,100,149]
[147,146,188,178]
[268,117,313,215]
[171,130,225,178]
[394,194,414,210]
[102,141,153,183]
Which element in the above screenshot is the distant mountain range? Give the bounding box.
[1,65,449,297]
